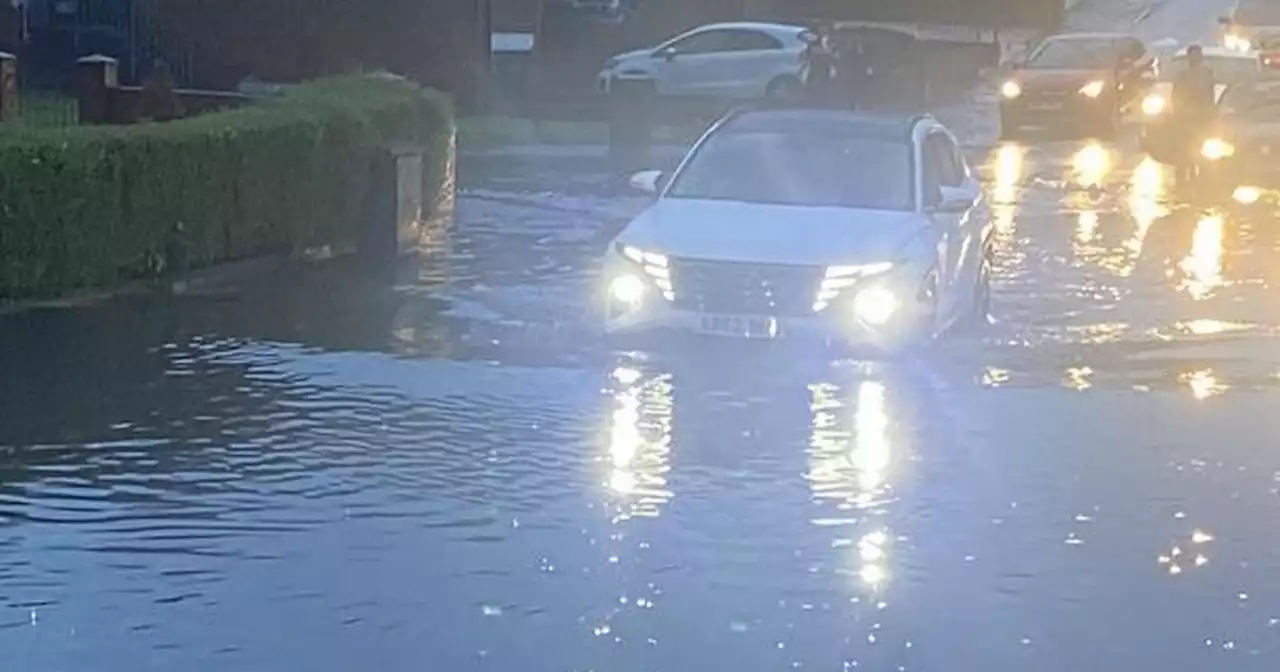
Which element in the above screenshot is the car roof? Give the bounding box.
[695,22,807,35]
[720,107,926,141]
[1044,32,1138,42]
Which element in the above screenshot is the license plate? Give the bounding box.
[1028,102,1063,111]
[698,314,779,339]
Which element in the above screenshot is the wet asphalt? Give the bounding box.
[8,1,1280,670]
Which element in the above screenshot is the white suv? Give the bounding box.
[598,22,809,101]
[602,107,993,353]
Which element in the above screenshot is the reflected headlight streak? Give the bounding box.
[1001,80,1021,99]
[617,244,673,301]
[1079,80,1106,98]
[813,262,894,313]
[1201,138,1235,160]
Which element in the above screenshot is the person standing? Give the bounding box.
[835,31,873,110]
[1170,44,1217,184]
[801,24,838,104]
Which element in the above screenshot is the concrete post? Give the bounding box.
[360,144,437,261]
[0,52,16,122]
[77,55,119,125]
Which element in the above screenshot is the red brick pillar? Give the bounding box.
[0,52,16,122]
[78,55,119,125]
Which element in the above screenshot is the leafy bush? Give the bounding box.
[0,74,453,299]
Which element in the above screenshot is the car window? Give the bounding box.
[724,30,783,51]
[667,30,734,55]
[1027,39,1119,69]
[1219,82,1280,116]
[667,130,914,211]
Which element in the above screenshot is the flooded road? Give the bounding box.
[11,10,1280,672]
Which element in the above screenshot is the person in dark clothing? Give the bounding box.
[1170,44,1218,183]
[834,31,873,110]
[801,25,838,103]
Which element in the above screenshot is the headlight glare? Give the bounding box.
[852,288,899,326]
[1234,186,1261,203]
[814,263,894,312]
[616,244,673,300]
[1201,138,1235,160]
[1079,80,1106,98]
[609,274,646,304]
[1001,80,1021,99]
[1142,95,1166,116]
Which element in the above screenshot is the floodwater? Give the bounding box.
[8,3,1280,671]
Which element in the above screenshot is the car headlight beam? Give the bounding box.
[1001,80,1022,99]
[609,274,646,304]
[1201,138,1235,160]
[1234,186,1261,204]
[852,288,899,326]
[616,244,673,301]
[1079,80,1106,98]
[1142,94,1166,116]
[814,263,895,312]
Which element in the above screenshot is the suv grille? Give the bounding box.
[670,258,823,317]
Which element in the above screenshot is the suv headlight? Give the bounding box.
[1079,80,1106,98]
[813,262,894,312]
[1142,94,1166,116]
[1001,80,1022,99]
[615,244,673,301]
[1201,138,1235,160]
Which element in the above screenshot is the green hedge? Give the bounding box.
[0,74,453,299]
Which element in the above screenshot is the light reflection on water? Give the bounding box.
[606,366,673,517]
[1180,212,1226,300]
[9,137,1280,671]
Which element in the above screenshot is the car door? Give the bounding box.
[719,29,791,98]
[652,29,736,97]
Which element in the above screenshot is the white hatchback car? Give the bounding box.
[598,22,809,100]
[602,107,993,352]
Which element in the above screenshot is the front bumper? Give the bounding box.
[999,92,1115,129]
[601,265,936,350]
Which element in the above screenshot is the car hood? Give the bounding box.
[610,48,652,64]
[1017,68,1110,90]
[1222,119,1280,141]
[617,198,931,266]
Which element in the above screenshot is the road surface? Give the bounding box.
[4,1,1277,670]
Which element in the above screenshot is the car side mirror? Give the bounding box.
[930,185,977,214]
[657,46,678,61]
[629,169,665,194]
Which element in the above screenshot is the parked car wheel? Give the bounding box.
[766,75,804,100]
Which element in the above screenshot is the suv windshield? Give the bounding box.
[1219,82,1280,115]
[666,129,912,210]
[1027,39,1117,69]
[1167,54,1258,83]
